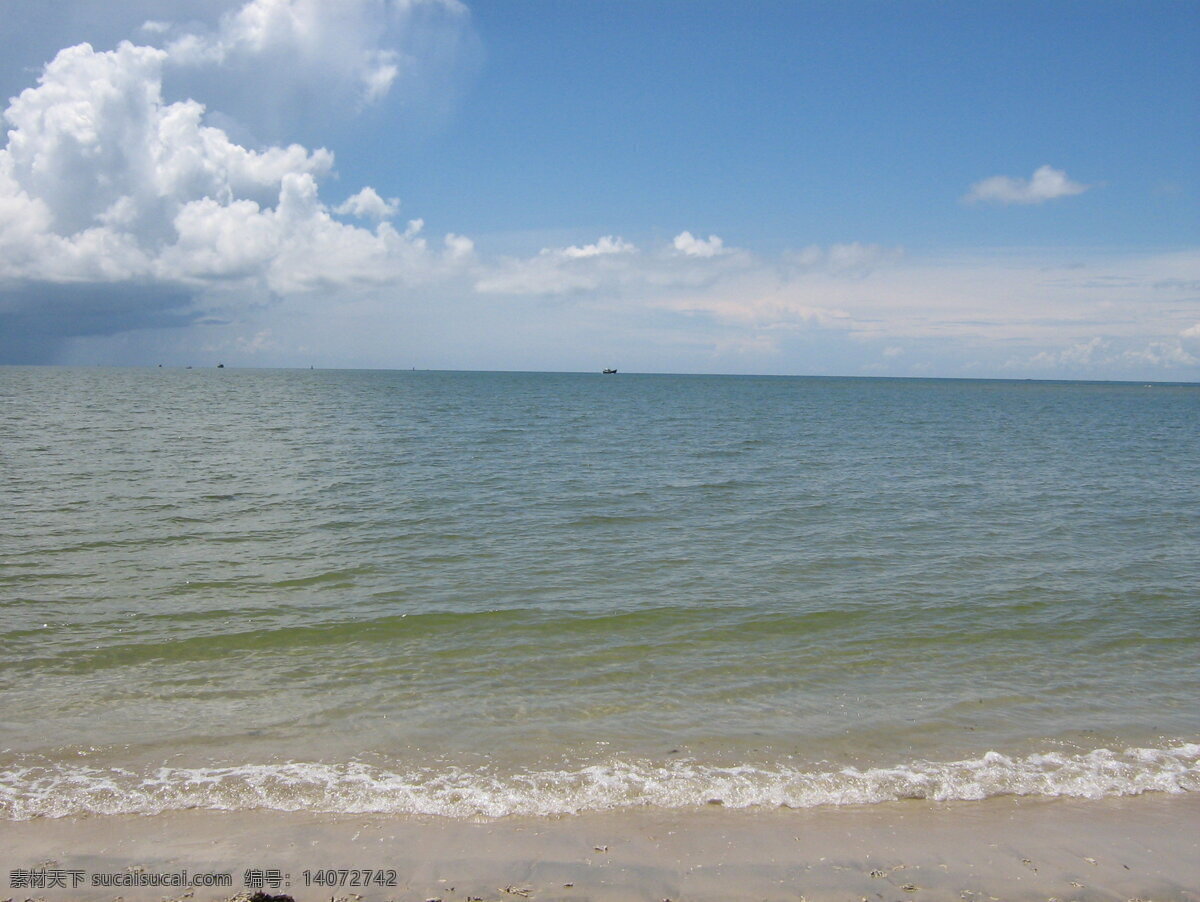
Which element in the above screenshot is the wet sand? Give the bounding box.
[2,793,1197,902]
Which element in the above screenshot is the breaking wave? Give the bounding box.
[1,743,1197,821]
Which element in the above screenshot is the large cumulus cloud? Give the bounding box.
[158,0,477,136]
[0,27,466,361]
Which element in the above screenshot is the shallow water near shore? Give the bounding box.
[2,367,1198,819]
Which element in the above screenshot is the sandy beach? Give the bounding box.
[3,793,1197,902]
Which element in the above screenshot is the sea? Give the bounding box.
[1,367,1197,821]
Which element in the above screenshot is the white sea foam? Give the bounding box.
[1,744,1197,821]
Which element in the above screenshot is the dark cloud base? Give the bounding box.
[0,282,198,364]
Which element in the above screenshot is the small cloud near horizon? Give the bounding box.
[963,165,1090,206]
[673,231,725,258]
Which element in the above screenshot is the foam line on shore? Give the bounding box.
[2,743,1196,821]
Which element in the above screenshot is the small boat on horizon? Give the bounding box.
[602,368,617,374]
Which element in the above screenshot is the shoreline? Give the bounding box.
[2,793,1197,902]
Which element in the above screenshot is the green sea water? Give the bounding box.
[1,367,1198,818]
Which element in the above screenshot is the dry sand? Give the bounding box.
[2,793,1197,902]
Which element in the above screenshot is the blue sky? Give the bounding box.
[1,0,1197,377]
[407,0,1197,251]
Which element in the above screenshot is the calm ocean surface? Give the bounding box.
[2,367,1198,819]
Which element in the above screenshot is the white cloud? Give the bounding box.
[1,39,337,250]
[673,231,725,257]
[37,231,1200,379]
[1122,340,1199,368]
[0,37,468,353]
[127,0,479,147]
[781,243,902,277]
[1024,333,1200,373]
[473,236,637,294]
[236,328,278,353]
[444,232,474,259]
[557,235,636,259]
[964,165,1090,206]
[362,57,402,103]
[827,242,901,273]
[466,238,1200,377]
[163,0,468,108]
[622,247,1200,375]
[1029,337,1110,369]
[785,245,824,267]
[475,234,753,296]
[335,187,400,220]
